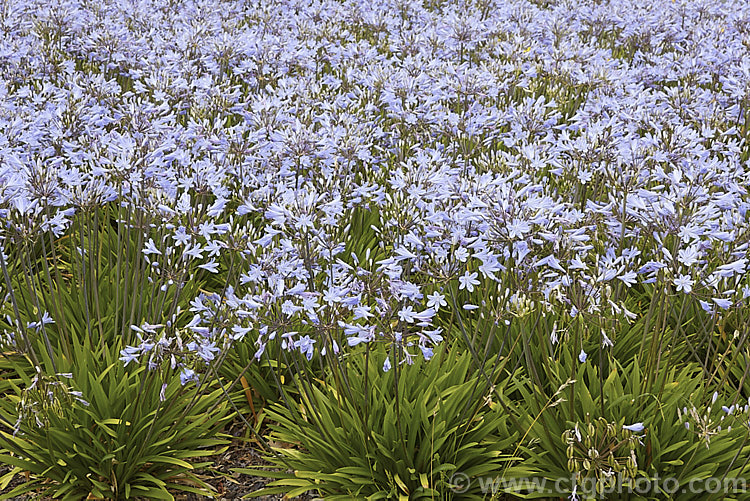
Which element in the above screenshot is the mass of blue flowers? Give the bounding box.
[2,0,750,498]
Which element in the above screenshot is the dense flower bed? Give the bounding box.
[1,0,750,498]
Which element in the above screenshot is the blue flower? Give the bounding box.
[458,271,479,292]
[673,274,694,294]
[623,422,645,433]
[383,357,392,372]
[143,238,162,256]
[180,368,198,386]
[426,292,447,310]
[119,346,139,366]
[294,335,316,360]
[27,311,54,331]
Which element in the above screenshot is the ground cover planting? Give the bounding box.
[1,0,750,498]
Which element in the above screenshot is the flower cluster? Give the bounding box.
[679,391,750,448]
[13,368,89,436]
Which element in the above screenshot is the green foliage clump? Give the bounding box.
[242,347,522,499]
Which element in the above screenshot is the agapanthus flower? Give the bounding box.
[119,346,139,366]
[673,274,694,294]
[294,335,316,360]
[180,368,199,386]
[458,271,479,292]
[623,423,645,433]
[426,292,447,310]
[27,312,54,331]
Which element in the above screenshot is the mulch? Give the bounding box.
[179,421,317,501]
